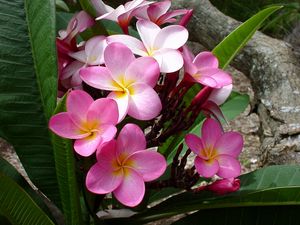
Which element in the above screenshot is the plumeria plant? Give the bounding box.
[1,0,298,225]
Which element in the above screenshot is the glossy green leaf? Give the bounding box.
[0,157,56,222]
[0,173,55,225]
[0,0,60,206]
[172,206,300,225]
[52,94,83,225]
[212,5,283,68]
[113,165,300,224]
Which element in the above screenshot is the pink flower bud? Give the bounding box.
[207,178,240,195]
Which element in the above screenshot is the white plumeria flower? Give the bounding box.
[107,20,188,73]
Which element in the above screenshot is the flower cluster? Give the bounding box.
[50,0,244,207]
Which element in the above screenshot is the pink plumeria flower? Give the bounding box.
[94,0,152,33]
[107,20,188,73]
[80,43,162,121]
[49,90,118,157]
[58,11,94,44]
[60,36,108,88]
[206,178,240,195]
[207,84,233,105]
[135,0,188,26]
[86,123,167,207]
[185,118,243,178]
[182,46,232,88]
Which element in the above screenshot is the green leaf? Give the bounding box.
[52,94,83,225]
[0,0,60,206]
[212,5,283,68]
[0,157,56,222]
[120,165,300,224]
[172,206,300,225]
[0,172,55,225]
[221,92,249,120]
[56,0,69,12]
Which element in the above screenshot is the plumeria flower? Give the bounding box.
[206,178,240,195]
[80,43,162,121]
[185,118,243,178]
[49,90,118,157]
[86,123,167,207]
[135,0,188,26]
[107,20,188,73]
[58,11,95,44]
[60,36,108,88]
[182,46,232,88]
[93,0,152,33]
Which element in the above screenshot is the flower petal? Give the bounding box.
[74,131,103,156]
[147,0,171,21]
[194,156,219,178]
[85,35,107,65]
[157,9,188,25]
[99,124,117,143]
[107,91,129,122]
[91,0,114,16]
[66,90,94,128]
[216,155,241,178]
[125,57,160,87]
[195,75,218,87]
[113,168,145,207]
[104,43,135,81]
[198,68,232,88]
[202,118,222,147]
[193,51,219,69]
[69,50,87,63]
[62,61,85,80]
[215,132,243,157]
[80,66,122,91]
[153,48,183,73]
[127,149,166,182]
[185,134,204,155]
[86,140,123,194]
[207,84,232,105]
[136,20,160,51]
[127,83,162,120]
[154,25,188,49]
[87,98,119,125]
[117,123,146,157]
[107,35,147,56]
[49,112,89,139]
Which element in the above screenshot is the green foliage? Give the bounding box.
[0,172,55,225]
[0,0,61,207]
[211,0,299,38]
[52,94,83,225]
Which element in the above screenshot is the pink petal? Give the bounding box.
[86,141,123,194]
[116,123,146,157]
[113,168,145,207]
[136,20,160,51]
[216,155,241,178]
[207,84,232,105]
[125,57,160,87]
[157,9,188,25]
[193,51,219,69]
[215,132,243,157]
[185,134,204,155]
[202,118,223,147]
[80,66,122,91]
[69,50,87,63]
[125,0,144,11]
[153,48,183,73]
[182,45,195,64]
[194,156,219,178]
[198,68,232,88]
[87,98,119,125]
[74,132,103,156]
[147,0,171,21]
[127,149,167,182]
[61,61,85,80]
[104,43,135,80]
[96,5,125,21]
[85,36,107,65]
[107,91,129,122]
[154,25,188,49]
[196,75,218,87]
[107,35,147,56]
[74,11,95,33]
[99,124,117,143]
[66,90,94,128]
[49,112,89,139]
[127,83,162,120]
[91,0,114,16]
